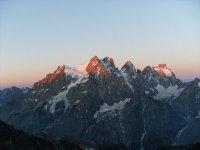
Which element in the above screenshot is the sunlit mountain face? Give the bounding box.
[153,64,173,76]
[0,57,198,90]
[0,55,199,150]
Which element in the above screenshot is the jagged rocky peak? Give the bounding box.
[194,77,200,82]
[121,61,136,71]
[142,66,155,76]
[102,57,115,67]
[56,65,66,73]
[120,61,137,78]
[101,56,117,73]
[33,65,66,88]
[142,64,175,78]
[153,64,174,77]
[193,78,200,88]
[86,56,111,76]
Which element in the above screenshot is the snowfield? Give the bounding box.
[154,84,184,100]
[48,66,89,113]
[94,98,131,119]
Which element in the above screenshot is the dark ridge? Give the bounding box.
[0,120,83,150]
[156,142,200,150]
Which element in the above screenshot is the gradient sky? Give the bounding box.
[0,0,200,89]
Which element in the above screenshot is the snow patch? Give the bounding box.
[175,124,188,143]
[140,130,146,150]
[44,89,48,93]
[81,91,87,94]
[163,68,172,76]
[94,98,131,119]
[44,105,48,110]
[145,91,149,94]
[75,100,80,104]
[153,64,173,77]
[196,92,200,100]
[49,90,69,113]
[77,61,89,73]
[32,90,36,94]
[154,85,184,100]
[65,66,87,78]
[198,82,200,88]
[49,72,88,113]
[140,106,146,150]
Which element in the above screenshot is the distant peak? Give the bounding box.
[143,66,153,72]
[153,64,173,77]
[122,61,135,69]
[91,55,99,60]
[121,61,137,78]
[194,77,200,82]
[102,56,114,62]
[88,56,100,66]
[101,56,116,72]
[125,60,133,64]
[56,65,65,73]
[102,56,114,64]
[86,56,110,76]
[33,65,66,88]
[158,64,167,68]
[10,86,18,89]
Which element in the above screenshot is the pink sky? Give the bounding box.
[1,1,200,89]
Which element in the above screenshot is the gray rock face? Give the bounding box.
[174,117,200,145]
[171,78,200,118]
[170,78,200,145]
[135,65,184,102]
[0,56,199,150]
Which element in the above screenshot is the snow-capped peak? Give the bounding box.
[85,56,111,76]
[153,64,173,77]
[64,66,87,78]
[76,61,89,74]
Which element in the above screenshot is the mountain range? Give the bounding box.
[0,56,200,150]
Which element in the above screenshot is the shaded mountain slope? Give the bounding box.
[0,120,83,150]
[0,56,199,150]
